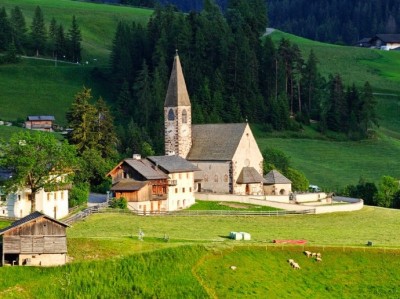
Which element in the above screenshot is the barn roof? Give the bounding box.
[27,116,55,121]
[236,167,264,184]
[187,123,247,161]
[147,155,199,173]
[374,34,400,43]
[164,53,191,107]
[264,170,292,184]
[0,211,69,235]
[110,179,147,191]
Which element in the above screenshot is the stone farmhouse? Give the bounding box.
[107,155,199,213]
[0,211,69,266]
[263,169,292,196]
[0,169,70,220]
[164,53,264,195]
[356,34,400,50]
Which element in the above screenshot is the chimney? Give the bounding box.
[133,154,141,160]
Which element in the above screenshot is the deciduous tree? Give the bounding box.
[0,131,78,213]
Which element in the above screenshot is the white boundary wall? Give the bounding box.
[195,193,364,214]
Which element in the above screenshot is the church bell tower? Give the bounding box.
[164,51,192,158]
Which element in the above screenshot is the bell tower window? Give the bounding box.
[182,109,187,124]
[168,109,175,121]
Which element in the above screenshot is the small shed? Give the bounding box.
[0,211,69,266]
[263,170,292,195]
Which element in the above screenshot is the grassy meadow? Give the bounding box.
[2,207,400,298]
[1,0,152,62]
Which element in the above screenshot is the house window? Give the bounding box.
[175,188,178,194]
[18,195,21,201]
[47,193,51,201]
[189,187,192,192]
[54,192,58,200]
[168,109,175,121]
[182,188,185,193]
[182,109,187,123]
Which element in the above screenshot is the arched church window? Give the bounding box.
[168,109,175,121]
[182,109,187,123]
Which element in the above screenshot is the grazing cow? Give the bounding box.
[292,262,301,269]
[288,259,294,264]
[316,257,322,262]
[304,251,312,258]
[312,252,317,257]
[316,253,321,258]
[230,265,237,270]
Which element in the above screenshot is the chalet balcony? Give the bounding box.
[152,194,168,201]
[168,179,177,186]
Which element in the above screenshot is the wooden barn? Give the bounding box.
[0,211,69,266]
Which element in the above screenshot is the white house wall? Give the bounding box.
[0,189,69,219]
[232,124,264,195]
[167,171,195,211]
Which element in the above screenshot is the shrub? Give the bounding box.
[110,197,127,209]
[69,182,90,208]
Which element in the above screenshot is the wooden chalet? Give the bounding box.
[107,156,169,213]
[25,115,55,132]
[0,211,69,266]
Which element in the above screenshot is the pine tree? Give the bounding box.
[55,24,67,60]
[48,17,57,57]
[360,81,378,136]
[10,6,27,53]
[67,15,82,63]
[30,6,46,56]
[0,7,12,51]
[66,87,98,153]
[94,97,118,159]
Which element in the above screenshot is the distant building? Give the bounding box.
[369,34,400,50]
[25,116,55,132]
[0,211,69,266]
[107,155,199,213]
[164,53,264,195]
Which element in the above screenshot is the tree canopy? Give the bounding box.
[0,131,78,212]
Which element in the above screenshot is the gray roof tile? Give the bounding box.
[187,123,247,161]
[124,159,168,180]
[148,155,199,173]
[236,167,264,184]
[264,170,292,184]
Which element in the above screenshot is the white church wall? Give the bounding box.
[232,124,264,195]
[192,161,230,193]
[264,183,292,196]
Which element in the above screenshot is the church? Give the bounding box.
[164,53,264,195]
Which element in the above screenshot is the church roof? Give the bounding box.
[187,123,247,161]
[264,170,292,184]
[236,167,264,184]
[164,53,191,107]
[147,155,199,173]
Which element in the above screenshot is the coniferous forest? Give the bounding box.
[109,0,378,156]
[116,0,400,45]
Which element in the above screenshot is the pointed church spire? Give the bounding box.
[164,51,191,107]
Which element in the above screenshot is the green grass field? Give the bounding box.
[1,0,152,62]
[187,200,280,211]
[270,30,400,94]
[2,207,400,298]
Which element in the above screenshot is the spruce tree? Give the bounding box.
[0,7,12,51]
[67,15,82,63]
[10,6,27,53]
[30,6,46,56]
